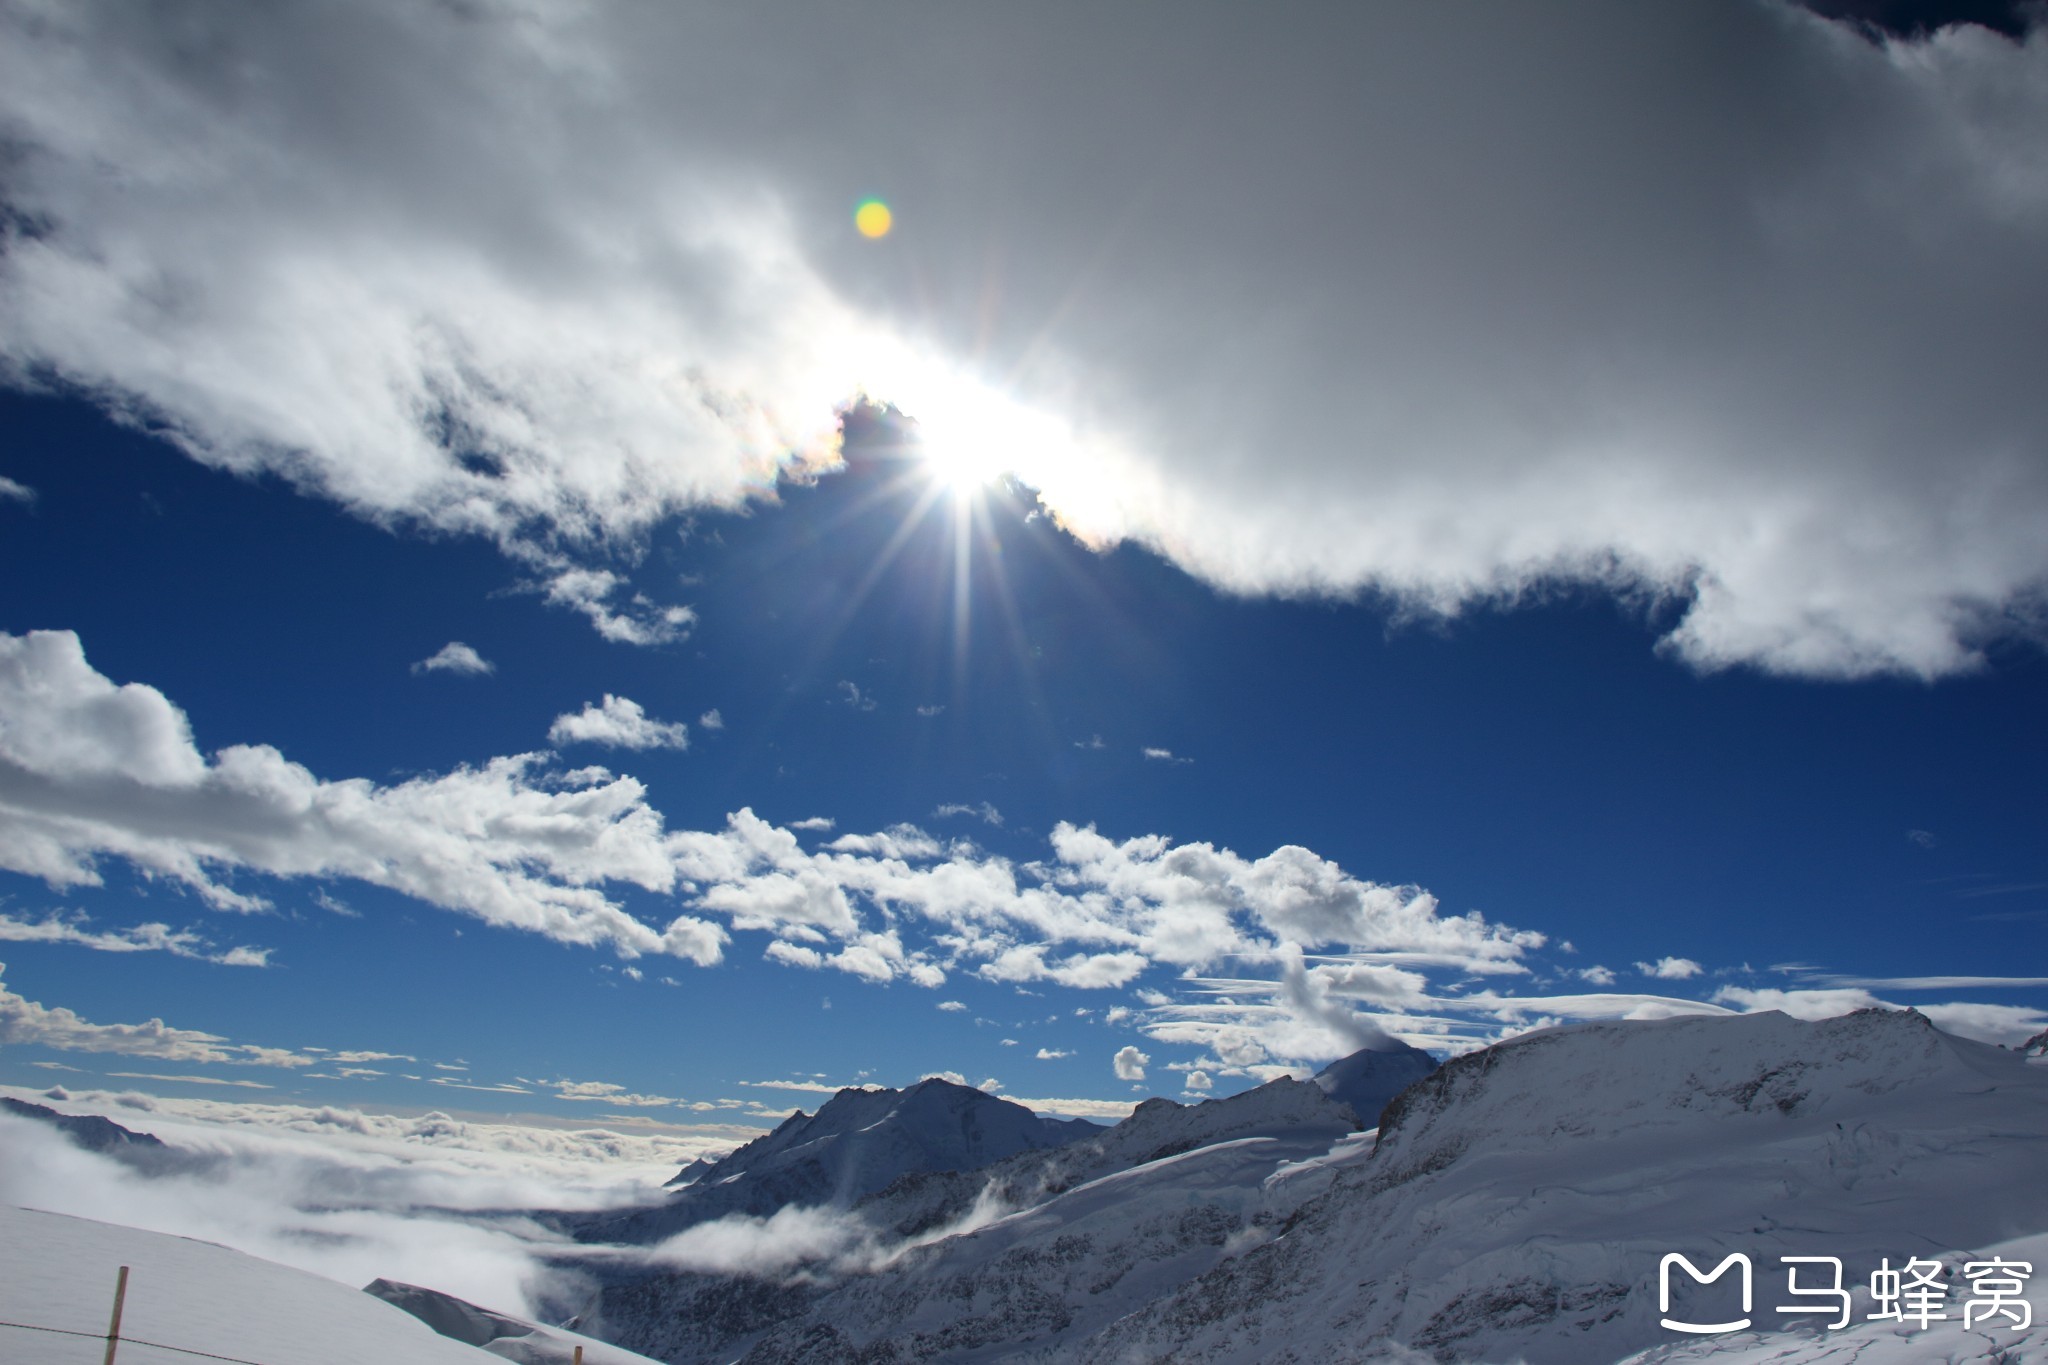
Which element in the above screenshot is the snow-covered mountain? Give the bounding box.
[576,1011,2048,1365]
[1310,1036,1440,1125]
[1085,1008,2048,1364]
[578,1070,1368,1362]
[577,1077,1098,1246]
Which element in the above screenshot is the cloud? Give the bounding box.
[932,801,1004,827]
[1907,828,1938,847]
[1074,736,1106,750]
[0,1083,745,1319]
[0,910,270,966]
[544,1079,687,1109]
[1112,1045,1149,1082]
[1577,965,1618,987]
[411,642,494,676]
[548,694,690,750]
[836,680,878,712]
[1711,985,2047,1044]
[1034,1048,1070,1060]
[539,567,696,647]
[0,630,724,961]
[788,817,836,832]
[2,5,2045,676]
[1182,1070,1213,1092]
[1637,956,1704,980]
[0,963,311,1066]
[916,705,945,717]
[1142,747,1191,764]
[0,475,33,504]
[936,1000,967,1012]
[697,708,724,730]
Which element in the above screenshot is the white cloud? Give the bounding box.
[936,1000,966,1012]
[0,630,724,960]
[0,5,2042,676]
[0,1083,747,1319]
[1112,1045,1149,1082]
[548,694,690,751]
[697,708,724,731]
[996,1093,1140,1122]
[544,1078,686,1109]
[788,817,836,832]
[836,680,878,712]
[539,567,696,647]
[932,801,1004,827]
[0,910,270,966]
[0,963,311,1067]
[1142,747,1191,764]
[411,642,494,676]
[1710,985,2046,1046]
[1637,956,1704,980]
[1183,1070,1213,1092]
[1577,965,1618,987]
[1034,1048,1070,1060]
[0,475,34,504]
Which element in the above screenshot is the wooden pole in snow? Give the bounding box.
[573,1347,583,1365]
[101,1266,129,1365]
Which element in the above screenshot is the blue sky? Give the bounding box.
[1,1,2045,1144]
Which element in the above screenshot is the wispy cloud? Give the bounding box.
[0,964,313,1067]
[1636,957,1703,980]
[0,476,35,504]
[0,910,270,966]
[932,801,1003,827]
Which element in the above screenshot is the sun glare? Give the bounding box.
[855,198,893,238]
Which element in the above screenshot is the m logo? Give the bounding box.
[1660,1253,1753,1334]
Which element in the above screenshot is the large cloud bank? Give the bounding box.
[0,1,2042,676]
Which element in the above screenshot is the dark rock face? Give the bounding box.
[1,1095,178,1172]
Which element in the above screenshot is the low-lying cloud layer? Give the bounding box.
[0,1084,733,1318]
[1,2,2042,676]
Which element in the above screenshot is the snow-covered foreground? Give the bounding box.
[0,1201,666,1365]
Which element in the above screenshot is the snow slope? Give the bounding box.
[0,1201,500,1365]
[0,1201,663,1365]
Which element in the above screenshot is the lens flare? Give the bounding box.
[854,199,893,238]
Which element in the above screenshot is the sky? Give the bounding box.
[2,0,2046,1187]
